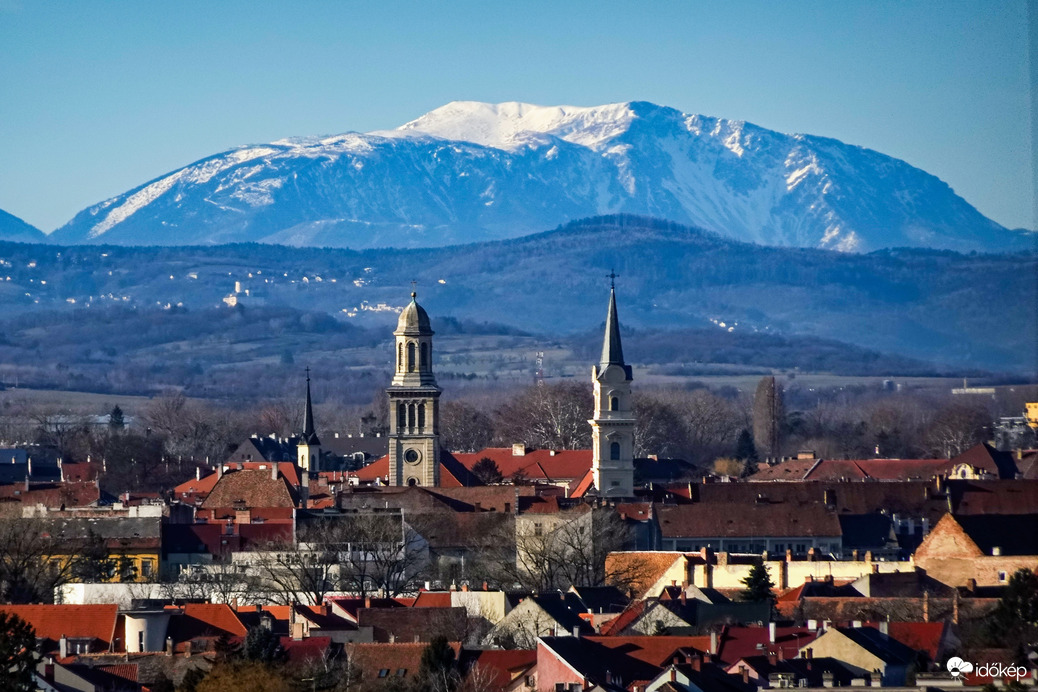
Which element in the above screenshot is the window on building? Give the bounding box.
[396,669,407,677]
[398,342,403,370]
[418,403,426,430]
[534,523,543,536]
[407,342,416,372]
[610,396,618,411]
[998,571,1008,583]
[138,631,145,651]
[420,342,428,368]
[610,442,620,460]
[141,560,153,577]
[378,669,389,678]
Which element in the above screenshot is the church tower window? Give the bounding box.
[407,342,416,372]
[420,343,428,368]
[610,442,621,460]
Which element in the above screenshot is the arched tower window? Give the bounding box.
[397,403,405,430]
[398,342,403,372]
[407,477,418,487]
[418,403,426,430]
[610,396,619,411]
[407,342,416,372]
[610,442,621,461]
[420,342,428,368]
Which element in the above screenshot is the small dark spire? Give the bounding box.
[302,368,320,445]
[600,286,625,367]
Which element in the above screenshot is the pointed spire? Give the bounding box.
[302,368,320,445]
[600,286,625,367]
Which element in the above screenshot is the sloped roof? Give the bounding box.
[201,468,297,509]
[458,648,537,690]
[867,621,946,662]
[604,552,685,599]
[731,654,858,687]
[953,513,1038,555]
[452,448,593,483]
[834,626,917,665]
[657,503,841,539]
[166,603,247,643]
[597,600,648,636]
[715,625,818,665]
[750,457,952,482]
[0,604,119,653]
[0,480,101,511]
[951,443,1018,479]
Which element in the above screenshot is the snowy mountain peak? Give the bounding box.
[48,100,1031,253]
[395,100,640,149]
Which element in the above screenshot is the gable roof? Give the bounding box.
[603,551,686,599]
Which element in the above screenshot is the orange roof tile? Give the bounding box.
[0,604,118,653]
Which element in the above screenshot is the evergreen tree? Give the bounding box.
[471,457,503,485]
[241,625,283,664]
[108,405,125,431]
[736,428,759,475]
[417,635,458,692]
[740,563,775,604]
[985,568,1038,654]
[0,611,37,692]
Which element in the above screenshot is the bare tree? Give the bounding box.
[632,392,687,458]
[494,382,592,450]
[440,400,494,453]
[0,518,91,603]
[926,402,991,458]
[248,510,430,604]
[505,506,635,592]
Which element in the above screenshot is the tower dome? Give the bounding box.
[395,292,433,335]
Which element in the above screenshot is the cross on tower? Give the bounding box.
[607,269,619,289]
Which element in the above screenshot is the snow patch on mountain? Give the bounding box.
[52,100,1030,253]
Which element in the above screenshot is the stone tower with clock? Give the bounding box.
[387,291,441,486]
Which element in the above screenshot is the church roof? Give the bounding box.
[395,292,432,334]
[301,372,320,446]
[601,286,625,367]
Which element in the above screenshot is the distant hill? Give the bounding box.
[0,209,46,243]
[1,216,1035,373]
[49,101,1035,253]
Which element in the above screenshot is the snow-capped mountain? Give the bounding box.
[49,101,1031,252]
[0,209,46,243]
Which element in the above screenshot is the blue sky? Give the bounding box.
[0,0,1032,233]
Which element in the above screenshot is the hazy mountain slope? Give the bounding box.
[6,216,1037,372]
[0,209,46,243]
[50,101,1030,252]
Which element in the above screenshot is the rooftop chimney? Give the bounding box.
[769,622,777,643]
[512,443,526,456]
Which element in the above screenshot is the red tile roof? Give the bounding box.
[0,604,119,653]
[165,603,247,646]
[869,622,946,662]
[584,635,712,666]
[714,625,818,665]
[597,600,647,635]
[173,462,301,504]
[413,591,453,608]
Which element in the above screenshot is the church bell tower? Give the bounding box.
[387,291,441,486]
[589,282,635,497]
[297,368,321,473]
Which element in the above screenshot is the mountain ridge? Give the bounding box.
[49,101,1033,253]
[7,215,1037,373]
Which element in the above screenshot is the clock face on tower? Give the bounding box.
[404,448,422,464]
